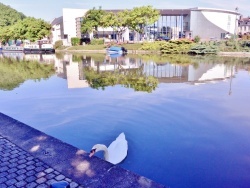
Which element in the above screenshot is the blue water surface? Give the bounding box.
[0,60,250,188]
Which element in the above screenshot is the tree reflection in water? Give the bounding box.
[83,65,158,93]
[0,57,55,91]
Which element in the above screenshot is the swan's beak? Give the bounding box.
[89,148,96,157]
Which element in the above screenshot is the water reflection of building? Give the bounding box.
[188,64,234,83]
[1,53,238,89]
[143,62,189,83]
[53,54,236,88]
[66,61,89,89]
[54,54,89,88]
[93,55,141,72]
[143,61,235,84]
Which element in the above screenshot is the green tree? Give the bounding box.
[100,10,130,41]
[0,26,13,43]
[0,17,51,42]
[0,3,26,27]
[129,6,160,38]
[81,7,106,38]
[18,17,51,41]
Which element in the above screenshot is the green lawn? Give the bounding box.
[58,43,143,51]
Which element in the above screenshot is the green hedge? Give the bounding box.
[54,40,63,49]
[139,41,164,51]
[188,45,218,54]
[160,39,194,54]
[71,37,80,46]
[90,38,104,45]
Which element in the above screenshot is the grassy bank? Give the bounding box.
[56,39,250,56]
[57,43,143,51]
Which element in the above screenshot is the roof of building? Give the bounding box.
[239,17,250,21]
[51,16,63,25]
[159,9,190,16]
[104,7,238,16]
[190,7,240,15]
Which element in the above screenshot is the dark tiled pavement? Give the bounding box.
[0,136,83,188]
[0,113,168,188]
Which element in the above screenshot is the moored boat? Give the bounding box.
[2,46,24,52]
[23,44,55,54]
[107,46,127,54]
[23,40,55,54]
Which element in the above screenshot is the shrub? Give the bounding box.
[242,34,250,40]
[193,35,201,43]
[160,39,194,54]
[90,38,104,45]
[139,41,164,51]
[71,37,80,46]
[54,40,63,49]
[188,44,218,54]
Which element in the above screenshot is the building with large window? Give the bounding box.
[51,7,240,45]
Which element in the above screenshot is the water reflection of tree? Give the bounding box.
[0,57,55,90]
[83,66,158,93]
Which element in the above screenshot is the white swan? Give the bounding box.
[89,132,128,165]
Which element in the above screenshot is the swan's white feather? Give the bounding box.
[108,132,128,164]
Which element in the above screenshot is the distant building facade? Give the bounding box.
[51,7,240,45]
[51,16,64,44]
[238,16,250,35]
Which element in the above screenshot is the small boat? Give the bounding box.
[1,39,55,54]
[107,46,127,54]
[23,40,55,54]
[2,46,24,52]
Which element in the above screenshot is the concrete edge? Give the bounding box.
[0,112,168,188]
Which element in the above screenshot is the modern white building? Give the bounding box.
[51,16,64,45]
[190,8,239,40]
[51,8,88,45]
[51,7,240,45]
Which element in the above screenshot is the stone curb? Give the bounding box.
[0,112,168,188]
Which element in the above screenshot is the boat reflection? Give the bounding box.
[0,52,55,63]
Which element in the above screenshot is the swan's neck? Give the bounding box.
[96,144,109,162]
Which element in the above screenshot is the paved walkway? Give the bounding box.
[0,113,168,188]
[0,135,82,188]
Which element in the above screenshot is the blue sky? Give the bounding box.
[0,0,249,22]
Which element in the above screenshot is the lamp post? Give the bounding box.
[234,7,239,41]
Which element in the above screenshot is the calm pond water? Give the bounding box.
[0,53,250,188]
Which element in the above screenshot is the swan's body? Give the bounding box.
[89,132,128,165]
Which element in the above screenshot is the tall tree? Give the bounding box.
[0,3,26,27]
[81,7,106,38]
[129,6,160,39]
[100,10,130,41]
[18,17,51,41]
[0,3,50,43]
[0,26,13,43]
[0,17,51,42]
